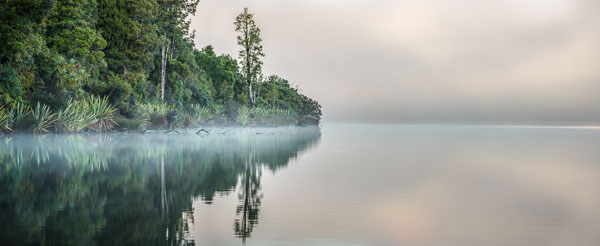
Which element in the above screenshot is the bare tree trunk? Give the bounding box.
[161,41,167,100]
[248,82,253,105]
[245,20,253,107]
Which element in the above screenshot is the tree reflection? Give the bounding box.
[0,127,320,245]
[235,148,263,242]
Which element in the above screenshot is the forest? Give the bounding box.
[0,0,321,132]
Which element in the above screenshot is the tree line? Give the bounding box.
[0,0,321,130]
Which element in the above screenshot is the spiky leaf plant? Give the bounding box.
[236,106,250,126]
[0,105,13,132]
[87,96,117,132]
[12,102,32,130]
[56,99,97,132]
[32,102,56,133]
[190,104,214,124]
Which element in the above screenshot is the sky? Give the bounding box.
[190,0,600,124]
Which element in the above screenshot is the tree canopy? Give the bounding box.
[0,2,321,126]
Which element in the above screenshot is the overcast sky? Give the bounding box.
[190,0,600,124]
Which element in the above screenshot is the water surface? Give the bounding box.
[1,125,599,245]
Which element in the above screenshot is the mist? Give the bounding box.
[190,0,600,124]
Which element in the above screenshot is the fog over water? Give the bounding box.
[1,125,600,245]
[191,0,600,124]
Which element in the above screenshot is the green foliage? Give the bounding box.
[136,103,174,129]
[56,98,97,132]
[211,104,226,123]
[0,62,24,105]
[0,0,321,131]
[114,115,145,131]
[0,105,13,132]
[87,96,117,132]
[99,0,158,74]
[32,102,56,133]
[11,102,32,130]
[247,107,297,126]
[235,8,265,105]
[189,104,214,125]
[236,106,250,126]
[46,0,107,68]
[0,0,53,62]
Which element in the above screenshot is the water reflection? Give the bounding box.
[235,148,262,242]
[0,127,321,245]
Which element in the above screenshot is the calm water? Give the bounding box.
[1,125,600,245]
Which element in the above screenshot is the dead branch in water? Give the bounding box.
[219,129,231,135]
[196,129,210,135]
[164,129,180,134]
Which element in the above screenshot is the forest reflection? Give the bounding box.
[0,127,321,245]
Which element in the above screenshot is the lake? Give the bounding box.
[1,125,599,245]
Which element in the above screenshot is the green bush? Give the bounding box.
[55,99,97,132]
[189,104,213,125]
[114,116,145,131]
[87,96,117,132]
[0,105,13,132]
[32,102,56,133]
[236,106,250,126]
[11,102,32,130]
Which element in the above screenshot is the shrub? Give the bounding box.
[11,102,32,130]
[32,102,56,133]
[114,116,145,131]
[87,96,117,132]
[211,104,225,123]
[55,99,97,132]
[0,105,13,132]
[236,106,250,126]
[189,104,213,125]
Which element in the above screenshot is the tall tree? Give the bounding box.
[234,8,264,106]
[46,0,107,70]
[157,0,199,101]
[98,0,158,75]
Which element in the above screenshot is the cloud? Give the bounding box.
[191,0,600,123]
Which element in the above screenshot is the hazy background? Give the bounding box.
[190,0,600,124]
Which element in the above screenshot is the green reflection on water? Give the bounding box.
[0,127,321,245]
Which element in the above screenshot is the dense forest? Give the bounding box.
[0,0,321,132]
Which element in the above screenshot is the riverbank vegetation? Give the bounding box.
[0,1,321,133]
